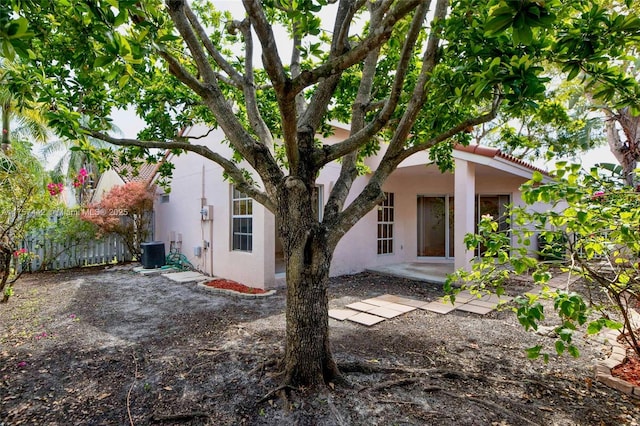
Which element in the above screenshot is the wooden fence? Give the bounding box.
[20,232,133,271]
[17,210,145,272]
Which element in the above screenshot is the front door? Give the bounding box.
[417,196,454,258]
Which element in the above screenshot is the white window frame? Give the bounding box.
[377,192,394,255]
[231,186,253,252]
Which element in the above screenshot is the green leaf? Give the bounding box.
[513,25,533,45]
[94,55,115,68]
[568,345,580,358]
[587,321,602,334]
[526,345,542,359]
[118,74,130,89]
[555,340,565,355]
[485,14,514,34]
[157,33,181,42]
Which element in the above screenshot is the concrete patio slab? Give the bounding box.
[374,294,407,303]
[456,303,494,315]
[162,271,208,283]
[367,306,405,319]
[366,262,454,284]
[383,303,417,313]
[345,301,379,312]
[421,300,457,314]
[466,299,499,309]
[362,297,396,307]
[134,266,178,275]
[329,309,361,321]
[450,292,476,303]
[479,294,513,304]
[392,297,430,308]
[347,312,386,326]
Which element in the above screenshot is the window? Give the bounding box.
[377,192,394,255]
[477,194,510,232]
[476,194,511,256]
[231,186,253,251]
[160,194,170,203]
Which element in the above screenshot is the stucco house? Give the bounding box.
[154,124,551,290]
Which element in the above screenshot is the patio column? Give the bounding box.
[454,158,475,271]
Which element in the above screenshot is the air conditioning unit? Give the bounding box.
[140,241,166,269]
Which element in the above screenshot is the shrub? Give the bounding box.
[80,181,155,259]
[449,163,640,360]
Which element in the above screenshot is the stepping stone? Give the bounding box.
[329,309,360,321]
[134,266,177,275]
[383,303,416,314]
[456,303,494,315]
[466,299,498,309]
[367,306,405,319]
[450,291,476,303]
[421,300,457,314]
[392,297,430,309]
[433,296,468,307]
[362,297,396,307]
[478,294,513,304]
[345,301,379,312]
[162,271,207,283]
[374,294,406,303]
[347,312,386,326]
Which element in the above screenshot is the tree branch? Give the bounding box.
[235,18,274,147]
[330,93,502,247]
[383,0,448,157]
[166,0,217,85]
[157,49,207,97]
[83,129,276,211]
[290,0,422,94]
[318,0,432,167]
[242,0,298,171]
[298,0,360,134]
[323,1,388,224]
[242,0,287,91]
[398,95,503,162]
[162,0,283,196]
[184,5,244,87]
[290,25,307,117]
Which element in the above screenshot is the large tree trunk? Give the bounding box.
[605,108,640,187]
[0,247,12,303]
[278,176,341,387]
[1,102,10,155]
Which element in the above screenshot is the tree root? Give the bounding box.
[257,384,299,404]
[377,399,428,406]
[249,357,279,377]
[127,353,140,426]
[149,412,209,423]
[338,361,426,374]
[436,389,541,426]
[359,377,420,393]
[327,396,348,426]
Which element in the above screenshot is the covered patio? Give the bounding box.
[366,261,455,285]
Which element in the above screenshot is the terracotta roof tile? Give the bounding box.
[454,144,549,175]
[112,151,170,185]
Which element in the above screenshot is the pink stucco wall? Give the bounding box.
[154,124,544,289]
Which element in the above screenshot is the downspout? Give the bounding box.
[201,165,207,274]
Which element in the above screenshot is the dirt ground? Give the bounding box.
[1,265,639,426]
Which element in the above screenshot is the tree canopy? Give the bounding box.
[4,0,640,387]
